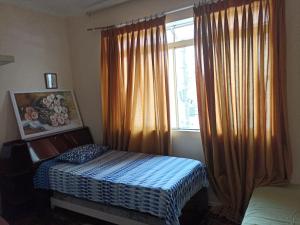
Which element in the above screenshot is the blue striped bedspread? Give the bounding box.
[34,150,208,225]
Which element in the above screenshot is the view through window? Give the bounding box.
[167,18,199,130]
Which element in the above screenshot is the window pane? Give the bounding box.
[166,17,193,43]
[167,29,174,44]
[174,46,199,129]
[167,17,199,130]
[174,24,194,42]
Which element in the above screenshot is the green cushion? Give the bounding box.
[242,185,300,225]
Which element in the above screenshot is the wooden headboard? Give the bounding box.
[27,127,94,163]
[0,127,94,175]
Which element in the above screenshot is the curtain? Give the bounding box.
[101,17,171,155]
[194,0,292,221]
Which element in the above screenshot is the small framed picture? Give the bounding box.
[44,73,58,89]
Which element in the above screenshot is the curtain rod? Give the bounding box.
[86,4,195,32]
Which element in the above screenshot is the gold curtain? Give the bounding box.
[194,0,292,221]
[101,17,171,155]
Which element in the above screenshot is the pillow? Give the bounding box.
[57,144,109,164]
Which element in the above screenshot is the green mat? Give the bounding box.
[242,185,300,225]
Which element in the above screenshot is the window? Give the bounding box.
[167,18,199,130]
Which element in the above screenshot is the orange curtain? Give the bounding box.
[101,17,171,155]
[194,0,292,221]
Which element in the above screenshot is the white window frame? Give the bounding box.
[167,19,199,131]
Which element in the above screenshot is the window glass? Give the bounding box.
[167,29,174,43]
[167,18,199,130]
[174,46,199,129]
[174,24,194,42]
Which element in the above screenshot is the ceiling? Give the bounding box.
[0,0,132,16]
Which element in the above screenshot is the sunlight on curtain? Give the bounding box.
[194,0,292,221]
[101,17,170,155]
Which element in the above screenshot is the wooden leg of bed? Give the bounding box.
[34,189,52,213]
[179,188,208,225]
[50,202,55,210]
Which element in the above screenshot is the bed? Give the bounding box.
[242,185,300,225]
[32,128,208,225]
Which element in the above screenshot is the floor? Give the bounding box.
[11,208,238,225]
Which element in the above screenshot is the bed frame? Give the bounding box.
[50,188,208,225]
[26,127,208,225]
[51,192,165,225]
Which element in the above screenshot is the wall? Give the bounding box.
[286,0,300,184]
[0,3,73,145]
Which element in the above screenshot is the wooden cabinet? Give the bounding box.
[0,127,93,221]
[0,140,34,220]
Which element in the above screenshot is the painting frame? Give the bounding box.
[10,89,83,140]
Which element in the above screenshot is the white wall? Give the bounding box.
[0,3,73,145]
[67,0,300,184]
[172,130,204,161]
[286,0,300,184]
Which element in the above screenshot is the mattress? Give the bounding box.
[34,150,208,225]
[242,185,300,225]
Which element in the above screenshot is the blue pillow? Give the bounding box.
[57,144,109,164]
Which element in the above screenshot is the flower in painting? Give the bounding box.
[42,98,48,105]
[54,99,61,106]
[63,113,68,119]
[54,106,62,113]
[42,98,52,108]
[24,107,39,121]
[31,111,39,120]
[47,94,55,102]
[51,120,59,127]
[57,117,65,125]
[24,113,32,121]
[25,107,34,114]
[24,93,71,128]
[49,103,54,110]
[49,114,55,122]
[61,107,68,114]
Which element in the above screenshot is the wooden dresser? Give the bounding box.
[0,127,93,222]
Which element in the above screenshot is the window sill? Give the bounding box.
[172,129,200,133]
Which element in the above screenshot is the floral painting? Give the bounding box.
[10,90,83,140]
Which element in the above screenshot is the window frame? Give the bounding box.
[167,19,199,131]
